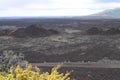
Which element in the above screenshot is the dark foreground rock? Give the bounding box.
[41,67,120,80]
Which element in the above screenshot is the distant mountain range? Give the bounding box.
[84,8,120,19]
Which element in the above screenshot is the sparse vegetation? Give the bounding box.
[0,50,27,72]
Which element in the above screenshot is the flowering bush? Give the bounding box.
[0,64,71,80]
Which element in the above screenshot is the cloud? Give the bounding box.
[96,0,120,3]
[26,0,95,10]
[0,0,52,10]
[0,0,120,16]
[0,8,101,16]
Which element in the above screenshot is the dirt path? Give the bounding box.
[31,62,120,68]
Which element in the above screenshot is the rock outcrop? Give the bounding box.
[9,25,59,38]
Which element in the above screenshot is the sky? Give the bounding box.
[0,0,120,17]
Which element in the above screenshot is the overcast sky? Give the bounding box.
[0,0,120,17]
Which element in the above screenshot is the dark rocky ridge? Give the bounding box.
[8,25,59,38]
[86,27,120,35]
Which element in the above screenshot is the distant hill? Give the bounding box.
[89,8,120,19]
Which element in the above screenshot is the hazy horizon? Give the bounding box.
[0,0,120,17]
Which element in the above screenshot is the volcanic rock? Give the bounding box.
[9,25,59,38]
